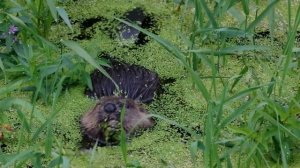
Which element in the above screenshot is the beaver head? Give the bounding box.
[80,96,155,145]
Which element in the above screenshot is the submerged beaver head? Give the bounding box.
[81,96,155,145]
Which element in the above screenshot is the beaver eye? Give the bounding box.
[104,103,116,113]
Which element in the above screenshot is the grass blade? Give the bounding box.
[280,4,300,94]
[115,18,211,102]
[88,140,98,167]
[16,109,31,133]
[61,40,119,91]
[46,0,57,21]
[199,0,218,28]
[57,7,73,31]
[31,108,61,142]
[241,0,249,16]
[0,80,24,96]
[219,98,255,129]
[45,124,53,157]
[62,156,70,168]
[246,0,280,32]
[3,150,34,168]
[115,18,187,67]
[225,85,262,104]
[0,57,6,82]
[230,66,248,92]
[48,156,63,168]
[0,98,45,123]
[190,45,269,55]
[120,104,127,165]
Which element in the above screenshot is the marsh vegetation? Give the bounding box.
[0,0,300,167]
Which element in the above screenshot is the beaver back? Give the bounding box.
[85,59,160,103]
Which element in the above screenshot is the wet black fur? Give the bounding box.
[85,58,161,104]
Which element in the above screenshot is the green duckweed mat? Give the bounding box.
[1,0,300,167]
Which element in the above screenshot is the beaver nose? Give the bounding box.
[104,103,117,113]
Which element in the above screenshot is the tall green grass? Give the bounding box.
[0,1,113,167]
[117,0,300,167]
[1,0,299,167]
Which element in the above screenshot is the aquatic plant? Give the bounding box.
[0,1,112,167]
[117,0,300,167]
[0,0,299,167]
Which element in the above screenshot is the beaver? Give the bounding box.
[81,96,155,145]
[84,58,160,103]
[81,57,160,146]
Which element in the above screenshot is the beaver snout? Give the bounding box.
[104,103,117,113]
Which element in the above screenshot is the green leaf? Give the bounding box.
[57,7,73,31]
[227,126,253,136]
[225,86,259,104]
[120,105,128,165]
[199,0,218,28]
[61,40,118,90]
[32,108,60,141]
[0,80,24,96]
[190,45,269,55]
[226,155,233,168]
[3,150,34,168]
[219,98,254,129]
[45,124,53,157]
[16,109,31,133]
[230,66,248,92]
[88,140,98,167]
[190,141,205,163]
[280,4,300,94]
[115,18,187,66]
[267,77,276,96]
[46,0,58,21]
[48,156,63,168]
[0,57,5,72]
[6,13,58,50]
[241,0,249,15]
[0,98,45,123]
[62,156,70,168]
[228,7,245,24]
[148,114,197,138]
[83,71,93,90]
[115,18,211,102]
[267,0,276,44]
[246,0,280,32]
[39,64,59,78]
[262,112,300,140]
[220,45,269,54]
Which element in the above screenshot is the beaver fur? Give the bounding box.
[85,58,160,103]
[81,58,160,146]
[81,96,155,145]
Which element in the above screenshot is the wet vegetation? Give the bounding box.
[0,0,300,167]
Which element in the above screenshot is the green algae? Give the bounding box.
[1,0,300,167]
[50,0,300,166]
